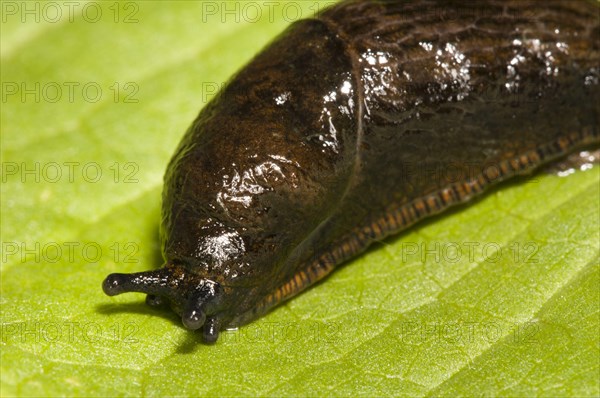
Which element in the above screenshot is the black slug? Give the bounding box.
[102,0,600,343]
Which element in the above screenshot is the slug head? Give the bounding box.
[102,18,358,343]
[102,264,223,343]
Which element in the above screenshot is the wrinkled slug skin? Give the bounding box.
[103,0,599,342]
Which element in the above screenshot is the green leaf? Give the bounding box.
[2,1,598,396]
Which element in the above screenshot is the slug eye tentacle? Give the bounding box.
[182,294,206,330]
[182,280,223,332]
[102,268,174,297]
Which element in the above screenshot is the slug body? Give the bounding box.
[103,0,600,342]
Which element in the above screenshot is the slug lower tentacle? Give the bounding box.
[102,0,600,342]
